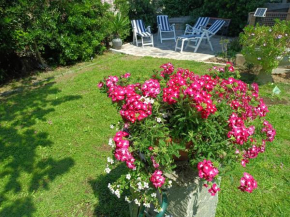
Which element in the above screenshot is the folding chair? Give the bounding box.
[131,19,154,47]
[184,17,210,35]
[175,19,225,53]
[157,15,176,43]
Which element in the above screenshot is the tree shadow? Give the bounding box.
[89,164,130,217]
[239,72,256,84]
[0,78,80,216]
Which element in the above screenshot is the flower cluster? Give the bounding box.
[198,160,219,182]
[238,173,258,193]
[98,62,276,211]
[141,79,160,98]
[113,131,136,170]
[150,170,165,188]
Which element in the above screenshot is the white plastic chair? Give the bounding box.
[184,17,210,35]
[175,19,225,53]
[131,19,154,47]
[157,15,176,43]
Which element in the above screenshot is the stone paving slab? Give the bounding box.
[111,31,229,62]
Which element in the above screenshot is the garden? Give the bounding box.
[1,0,290,217]
[0,53,290,216]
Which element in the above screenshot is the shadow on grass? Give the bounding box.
[0,78,80,216]
[89,164,130,217]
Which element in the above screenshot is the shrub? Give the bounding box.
[240,20,290,83]
[0,0,112,82]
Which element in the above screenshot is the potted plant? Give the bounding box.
[111,12,130,50]
[98,63,276,216]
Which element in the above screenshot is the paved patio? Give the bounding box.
[110,30,230,62]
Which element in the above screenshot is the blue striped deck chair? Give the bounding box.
[131,19,154,47]
[184,17,210,35]
[157,15,176,43]
[175,19,225,53]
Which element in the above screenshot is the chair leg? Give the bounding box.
[194,38,203,53]
[175,38,179,51]
[180,39,185,53]
[207,35,213,52]
[173,31,176,42]
[151,35,154,47]
[142,37,144,48]
[160,30,162,43]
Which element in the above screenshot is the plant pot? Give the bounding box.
[112,38,122,50]
[173,141,193,161]
[165,162,221,217]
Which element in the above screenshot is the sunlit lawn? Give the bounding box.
[0,53,289,216]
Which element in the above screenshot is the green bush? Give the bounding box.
[158,0,203,17]
[0,0,112,83]
[240,20,290,83]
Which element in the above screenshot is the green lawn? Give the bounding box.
[0,53,289,216]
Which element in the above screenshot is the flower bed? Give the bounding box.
[98,62,276,214]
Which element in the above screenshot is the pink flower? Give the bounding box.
[141,79,160,98]
[121,73,131,78]
[98,82,104,89]
[197,159,219,182]
[238,172,258,193]
[228,66,235,72]
[151,156,160,168]
[150,170,165,188]
[208,183,220,196]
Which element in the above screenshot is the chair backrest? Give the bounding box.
[157,15,171,31]
[207,20,225,35]
[193,17,210,29]
[131,20,147,34]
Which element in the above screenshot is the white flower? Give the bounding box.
[257,57,261,60]
[108,138,115,147]
[137,182,143,190]
[108,183,114,194]
[126,174,131,180]
[107,157,114,164]
[151,193,157,198]
[110,125,114,129]
[161,113,168,118]
[134,199,141,206]
[137,177,141,181]
[154,208,163,213]
[143,182,149,189]
[168,180,172,188]
[156,117,162,123]
[125,196,131,203]
[115,189,120,198]
[144,203,150,208]
[149,98,155,104]
[104,167,111,174]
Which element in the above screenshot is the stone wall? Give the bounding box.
[168,16,191,31]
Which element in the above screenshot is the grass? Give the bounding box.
[0,53,289,216]
[0,53,215,216]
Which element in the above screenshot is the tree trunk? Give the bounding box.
[33,42,47,68]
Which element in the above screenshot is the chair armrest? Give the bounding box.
[146,26,151,33]
[184,24,193,35]
[185,24,193,28]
